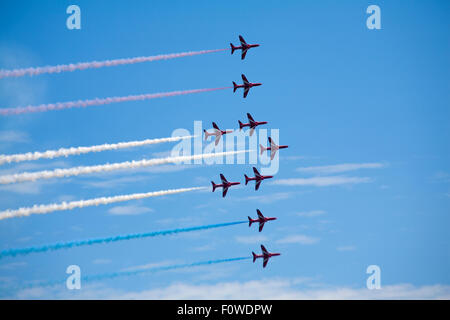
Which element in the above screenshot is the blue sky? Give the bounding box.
[0,0,449,299]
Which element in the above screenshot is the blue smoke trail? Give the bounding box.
[0,221,247,259]
[84,256,251,282]
[5,256,251,293]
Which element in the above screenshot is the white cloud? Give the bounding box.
[297,163,385,174]
[337,246,356,252]
[0,181,45,195]
[296,210,326,217]
[15,280,450,300]
[240,192,294,204]
[432,171,450,183]
[122,260,176,272]
[82,175,149,189]
[140,164,195,173]
[273,176,372,187]
[0,262,27,270]
[280,155,310,161]
[92,259,111,265]
[0,46,48,107]
[0,130,29,144]
[235,235,268,244]
[107,205,153,216]
[276,234,319,245]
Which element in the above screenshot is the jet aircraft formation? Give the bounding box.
[207,37,285,267]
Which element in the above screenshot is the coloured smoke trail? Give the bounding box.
[0,221,247,259]
[0,150,250,184]
[0,48,228,79]
[0,187,206,220]
[0,87,231,116]
[12,257,251,291]
[0,135,194,165]
[83,257,252,283]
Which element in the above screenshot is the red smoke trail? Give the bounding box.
[0,49,229,79]
[0,87,231,116]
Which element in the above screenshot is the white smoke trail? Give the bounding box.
[0,135,194,165]
[0,87,230,116]
[0,49,228,79]
[0,187,206,220]
[0,150,249,184]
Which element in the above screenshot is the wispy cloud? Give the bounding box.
[273,176,372,187]
[121,260,178,272]
[92,259,112,265]
[0,261,27,270]
[119,282,450,300]
[0,131,29,144]
[432,171,450,183]
[297,162,386,174]
[337,245,356,252]
[240,192,295,204]
[16,280,450,300]
[276,234,319,245]
[296,210,326,217]
[235,235,268,244]
[280,155,310,161]
[107,205,154,216]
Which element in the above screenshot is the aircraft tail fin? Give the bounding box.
[244,174,250,185]
[248,216,253,227]
[260,144,267,155]
[233,81,238,92]
[211,181,217,192]
[204,129,211,140]
[252,252,257,263]
[238,120,244,130]
[230,43,236,54]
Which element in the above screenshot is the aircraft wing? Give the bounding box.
[261,245,269,255]
[255,180,262,191]
[259,221,265,232]
[220,174,228,184]
[239,35,247,46]
[212,122,220,130]
[263,256,269,268]
[269,137,278,149]
[270,148,278,160]
[257,209,264,219]
[222,187,228,198]
[241,74,249,84]
[247,113,256,122]
[243,87,249,98]
[249,127,255,136]
[241,49,247,60]
[214,134,221,146]
[253,167,261,178]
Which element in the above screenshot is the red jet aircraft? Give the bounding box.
[211,174,240,198]
[238,113,268,136]
[260,137,289,160]
[244,167,273,191]
[248,209,277,232]
[252,245,281,268]
[204,122,233,146]
[230,35,260,60]
[233,74,262,98]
